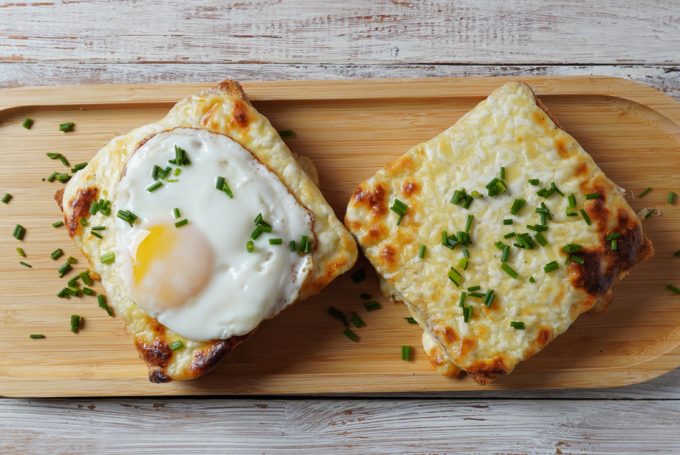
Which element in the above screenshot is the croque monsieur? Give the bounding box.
[346,81,653,384]
[56,80,357,382]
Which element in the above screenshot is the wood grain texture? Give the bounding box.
[1,77,679,397]
[1,0,679,65]
[1,398,680,454]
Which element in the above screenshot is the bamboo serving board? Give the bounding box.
[1,77,679,397]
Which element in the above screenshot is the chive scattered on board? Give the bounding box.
[70,314,82,333]
[343,328,360,342]
[29,334,45,339]
[401,345,414,361]
[328,306,349,327]
[52,220,64,228]
[13,224,26,241]
[59,122,75,133]
[2,193,12,204]
[278,129,296,138]
[668,285,680,295]
[669,191,677,205]
[16,247,26,258]
[22,118,34,129]
[351,269,367,283]
[19,261,32,268]
[350,311,366,328]
[638,187,653,198]
[51,248,64,260]
[405,317,418,324]
[58,262,72,277]
[47,152,70,166]
[364,301,382,312]
[98,295,114,316]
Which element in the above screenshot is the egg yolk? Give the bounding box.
[131,224,215,310]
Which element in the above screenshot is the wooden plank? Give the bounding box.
[1,77,679,397]
[1,398,679,454]
[1,64,680,101]
[0,1,679,65]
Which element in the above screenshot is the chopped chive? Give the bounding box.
[529,276,536,283]
[343,328,360,342]
[638,187,652,198]
[2,193,12,204]
[51,248,64,260]
[510,321,525,330]
[46,172,71,183]
[529,178,540,186]
[169,340,184,351]
[330,306,349,329]
[458,291,467,308]
[468,292,485,298]
[501,263,518,279]
[580,208,591,225]
[562,243,583,254]
[67,275,80,287]
[16,247,26,257]
[59,122,75,133]
[80,271,93,286]
[500,166,506,180]
[570,255,585,265]
[537,187,555,198]
[504,232,516,239]
[390,198,408,225]
[467,285,481,292]
[405,317,418,325]
[116,210,138,227]
[269,238,283,245]
[535,232,548,246]
[13,224,26,241]
[485,177,507,196]
[458,257,469,270]
[169,145,191,166]
[360,293,372,300]
[151,165,162,180]
[463,306,473,323]
[91,226,105,231]
[462,248,470,258]
[70,314,81,333]
[97,295,114,316]
[674,250,680,257]
[82,287,95,296]
[544,261,559,273]
[527,224,548,232]
[46,152,70,166]
[79,217,88,227]
[586,193,601,200]
[350,311,366,328]
[351,269,366,284]
[567,193,577,208]
[71,162,87,173]
[401,345,413,361]
[465,214,474,232]
[501,244,510,263]
[510,198,526,215]
[669,191,677,205]
[611,239,618,251]
[606,232,621,240]
[215,176,234,198]
[100,252,115,264]
[146,181,164,192]
[173,208,181,219]
[67,256,77,264]
[173,168,181,176]
[89,200,100,215]
[19,261,32,268]
[288,240,297,252]
[448,267,463,287]
[418,244,426,259]
[494,241,504,250]
[57,288,70,299]
[503,219,513,225]
[551,182,564,196]
[22,118,34,129]
[58,262,72,277]
[29,334,45,339]
[246,240,254,252]
[483,289,495,308]
[278,129,296,137]
[668,285,680,295]
[471,190,483,199]
[174,219,189,228]
[364,301,381,311]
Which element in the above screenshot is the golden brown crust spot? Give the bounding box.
[467,357,510,384]
[351,183,387,216]
[230,99,250,130]
[574,162,588,178]
[65,187,98,237]
[402,179,419,196]
[214,80,248,100]
[460,337,476,358]
[554,137,569,158]
[536,328,552,348]
[385,154,416,176]
[190,333,251,378]
[379,244,399,272]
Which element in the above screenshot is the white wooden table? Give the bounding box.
[2,1,680,453]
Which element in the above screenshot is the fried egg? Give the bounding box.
[114,128,313,341]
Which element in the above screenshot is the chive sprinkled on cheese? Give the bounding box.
[483,289,495,308]
[117,210,138,226]
[169,145,191,166]
[288,240,297,252]
[343,328,360,342]
[567,194,577,208]
[458,291,467,308]
[458,257,469,270]
[501,244,510,263]
[503,219,513,225]
[2,193,12,204]
[485,177,507,196]
[467,285,481,292]
[71,162,87,173]
[580,208,592,225]
[529,178,540,186]
[465,214,474,232]
[146,181,164,192]
[448,267,463,286]
[350,311,366,328]
[59,122,75,133]
[499,166,506,180]
[174,219,189,228]
[544,261,559,273]
[100,252,115,264]
[401,345,414,361]
[418,244,426,259]
[585,193,601,200]
[169,340,184,351]
[501,263,518,279]
[246,240,254,252]
[562,243,583,254]
[535,231,547,246]
[269,238,283,245]
[638,187,652,198]
[390,198,408,225]
[22,118,34,129]
[463,306,473,323]
[510,198,526,215]
[570,255,585,265]
[510,321,525,330]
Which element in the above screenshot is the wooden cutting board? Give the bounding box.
[1,77,679,397]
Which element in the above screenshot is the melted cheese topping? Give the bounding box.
[346,82,635,375]
[114,128,313,341]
